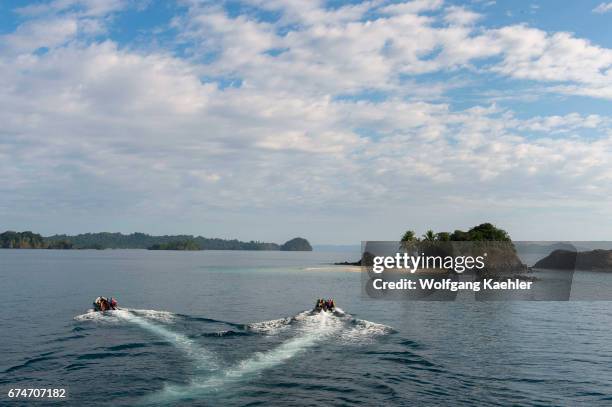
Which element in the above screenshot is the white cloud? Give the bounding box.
[176,2,612,100]
[1,18,78,53]
[489,27,612,91]
[15,0,128,18]
[2,0,612,240]
[593,2,612,13]
[444,5,482,25]
[380,0,444,15]
[517,113,606,133]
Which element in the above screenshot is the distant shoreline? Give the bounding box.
[0,231,313,251]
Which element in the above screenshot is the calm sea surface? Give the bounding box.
[1,249,612,406]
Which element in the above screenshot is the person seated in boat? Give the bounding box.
[93,296,118,311]
[314,298,324,312]
[93,296,109,311]
[325,298,335,311]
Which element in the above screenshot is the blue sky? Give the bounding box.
[1,0,612,243]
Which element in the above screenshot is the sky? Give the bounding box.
[1,0,612,244]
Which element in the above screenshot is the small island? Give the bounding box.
[280,237,312,251]
[534,249,612,271]
[336,223,526,274]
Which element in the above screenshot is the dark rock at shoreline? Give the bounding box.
[514,242,576,254]
[334,252,375,267]
[533,249,577,269]
[534,249,612,271]
[280,237,312,251]
[334,260,361,266]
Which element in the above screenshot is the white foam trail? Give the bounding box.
[246,316,292,335]
[340,318,395,343]
[114,310,218,372]
[153,311,343,403]
[143,310,394,404]
[128,309,176,323]
[75,309,218,372]
[74,309,124,324]
[74,308,175,324]
[218,311,341,382]
[245,310,315,335]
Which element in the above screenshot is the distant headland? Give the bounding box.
[534,249,612,271]
[0,231,312,251]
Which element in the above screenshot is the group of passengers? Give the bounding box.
[314,298,335,312]
[93,296,118,311]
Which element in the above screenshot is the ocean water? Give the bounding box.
[1,249,612,406]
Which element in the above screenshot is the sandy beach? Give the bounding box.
[304,266,362,272]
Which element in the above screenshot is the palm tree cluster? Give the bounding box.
[401,223,511,243]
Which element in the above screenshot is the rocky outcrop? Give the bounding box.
[534,249,612,271]
[474,242,529,276]
[280,237,312,251]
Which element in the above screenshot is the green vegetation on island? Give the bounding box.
[46,239,74,249]
[401,223,525,275]
[1,230,313,251]
[148,240,200,251]
[44,232,284,250]
[0,231,47,249]
[337,223,521,274]
[0,231,74,250]
[401,223,511,243]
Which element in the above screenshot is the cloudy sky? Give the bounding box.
[1,0,612,244]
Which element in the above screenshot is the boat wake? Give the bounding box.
[246,308,393,342]
[74,308,176,324]
[148,309,393,404]
[74,307,393,404]
[74,309,218,372]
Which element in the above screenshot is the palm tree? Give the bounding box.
[401,230,416,242]
[422,230,436,241]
